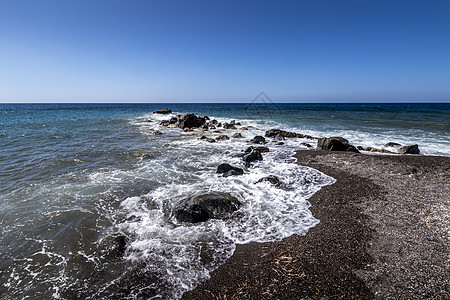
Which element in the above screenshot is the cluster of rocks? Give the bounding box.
[151,109,422,226]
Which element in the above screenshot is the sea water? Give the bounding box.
[1,103,449,299]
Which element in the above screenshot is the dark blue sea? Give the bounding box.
[1,103,449,299]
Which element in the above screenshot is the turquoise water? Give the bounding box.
[0,103,449,299]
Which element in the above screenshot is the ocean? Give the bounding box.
[1,103,449,299]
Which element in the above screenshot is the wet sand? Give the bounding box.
[182,151,449,299]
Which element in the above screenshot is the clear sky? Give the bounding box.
[0,0,449,103]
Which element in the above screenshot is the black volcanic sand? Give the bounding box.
[182,151,450,299]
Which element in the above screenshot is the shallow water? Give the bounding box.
[1,103,448,299]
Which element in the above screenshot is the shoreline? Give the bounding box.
[182,151,450,299]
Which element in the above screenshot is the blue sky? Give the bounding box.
[0,0,449,103]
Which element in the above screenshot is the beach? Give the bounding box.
[183,151,449,299]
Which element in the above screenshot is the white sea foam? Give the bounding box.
[113,113,335,299]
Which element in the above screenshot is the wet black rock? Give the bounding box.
[216,135,230,141]
[243,149,263,162]
[317,137,360,153]
[173,192,241,223]
[255,175,284,187]
[159,120,170,126]
[206,138,217,143]
[245,146,269,153]
[178,114,207,129]
[300,142,313,148]
[153,108,172,114]
[223,123,237,129]
[398,144,420,154]
[250,136,266,144]
[216,163,244,176]
[232,133,244,138]
[265,129,313,139]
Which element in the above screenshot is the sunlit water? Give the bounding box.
[1,103,448,299]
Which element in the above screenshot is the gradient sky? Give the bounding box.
[1,0,449,103]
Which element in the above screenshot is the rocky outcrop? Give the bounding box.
[173,192,241,223]
[153,108,172,114]
[398,144,420,154]
[243,149,263,162]
[245,146,269,153]
[216,163,244,176]
[265,129,314,139]
[232,133,244,139]
[250,136,266,144]
[178,114,207,129]
[317,137,360,153]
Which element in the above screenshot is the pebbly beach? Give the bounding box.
[152,109,450,299]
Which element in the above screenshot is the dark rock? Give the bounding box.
[398,144,420,154]
[201,124,210,130]
[199,135,208,140]
[173,192,241,223]
[245,146,269,153]
[217,122,222,127]
[178,114,207,129]
[243,149,263,162]
[153,130,164,135]
[250,136,266,144]
[223,123,237,129]
[204,116,210,120]
[265,129,313,139]
[206,138,217,143]
[229,120,236,125]
[232,133,244,138]
[169,116,178,124]
[216,135,230,141]
[385,142,402,147]
[153,108,172,114]
[235,122,241,126]
[209,119,219,126]
[317,137,360,153]
[276,142,285,145]
[357,146,364,150]
[300,143,313,148]
[216,163,244,176]
[255,176,283,187]
[159,120,170,126]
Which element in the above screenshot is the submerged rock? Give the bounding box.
[216,163,244,176]
[398,144,420,154]
[245,146,269,153]
[153,108,172,114]
[255,175,284,187]
[317,137,360,153]
[173,192,241,223]
[250,136,266,144]
[215,135,230,141]
[243,149,263,162]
